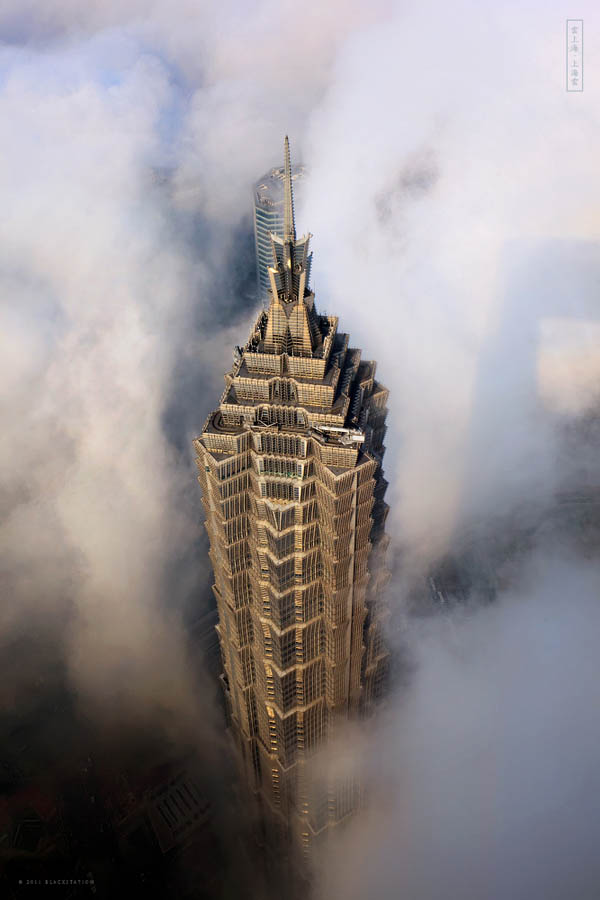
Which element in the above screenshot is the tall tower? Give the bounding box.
[253,156,307,302]
[195,138,390,856]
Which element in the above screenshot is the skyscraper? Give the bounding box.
[253,160,307,302]
[194,138,389,857]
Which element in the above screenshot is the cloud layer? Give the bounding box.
[316,545,600,900]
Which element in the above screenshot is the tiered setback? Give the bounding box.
[194,138,390,854]
[195,326,389,848]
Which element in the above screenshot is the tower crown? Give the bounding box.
[264,137,320,355]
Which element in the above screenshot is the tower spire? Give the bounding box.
[283,135,296,242]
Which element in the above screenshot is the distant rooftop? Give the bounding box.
[255,164,306,208]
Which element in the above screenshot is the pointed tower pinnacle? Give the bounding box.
[264,138,318,352]
[283,135,296,242]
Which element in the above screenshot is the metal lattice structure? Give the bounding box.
[194,138,390,854]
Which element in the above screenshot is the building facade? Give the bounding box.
[195,138,389,855]
[253,159,307,302]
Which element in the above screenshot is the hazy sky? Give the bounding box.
[1,1,599,897]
